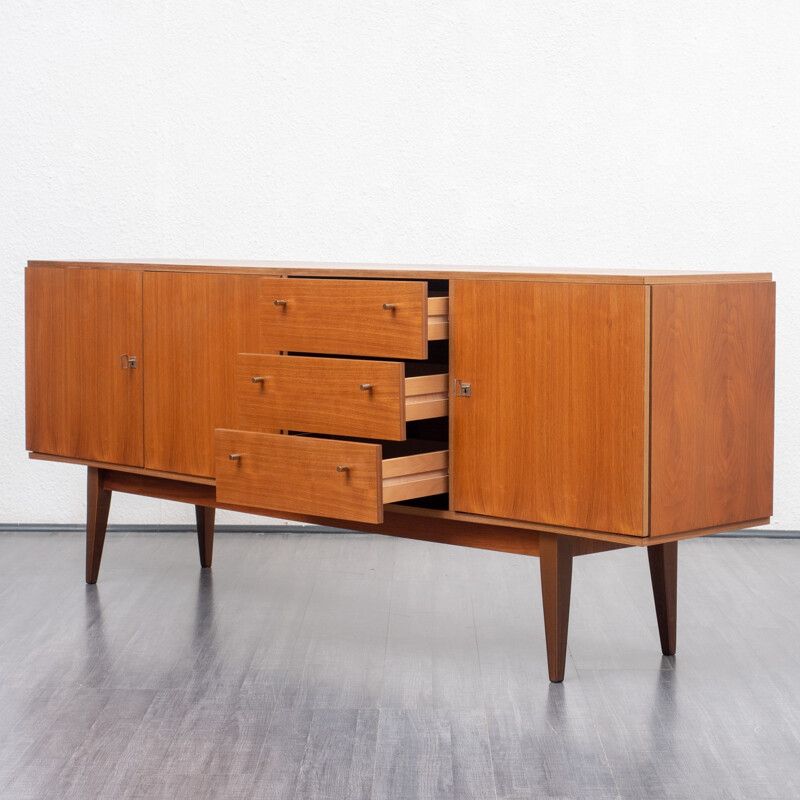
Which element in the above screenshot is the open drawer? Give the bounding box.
[236,354,448,440]
[215,430,448,524]
[260,278,448,359]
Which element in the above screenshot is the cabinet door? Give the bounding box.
[26,267,144,465]
[143,272,268,477]
[452,281,647,536]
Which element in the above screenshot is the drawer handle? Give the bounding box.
[359,383,373,391]
[229,453,242,461]
[336,465,349,473]
[382,303,396,311]
[273,299,287,306]
[251,376,266,383]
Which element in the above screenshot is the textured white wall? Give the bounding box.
[1,1,797,528]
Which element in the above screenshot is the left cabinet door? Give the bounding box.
[26,267,144,465]
[143,272,267,477]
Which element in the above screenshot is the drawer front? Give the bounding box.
[216,430,384,523]
[261,278,429,359]
[237,354,407,440]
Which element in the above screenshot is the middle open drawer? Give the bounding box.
[236,354,448,440]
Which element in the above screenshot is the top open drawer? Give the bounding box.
[260,278,448,359]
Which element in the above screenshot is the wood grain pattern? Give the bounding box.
[260,278,430,359]
[237,354,407,440]
[215,430,384,524]
[28,259,773,284]
[26,267,144,465]
[143,272,267,477]
[452,280,647,536]
[650,282,775,536]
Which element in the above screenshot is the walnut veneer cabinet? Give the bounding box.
[25,260,775,681]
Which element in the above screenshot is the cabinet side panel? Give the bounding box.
[143,273,268,477]
[650,282,775,536]
[452,280,646,535]
[25,267,143,465]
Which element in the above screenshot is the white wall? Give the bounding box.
[2,1,797,528]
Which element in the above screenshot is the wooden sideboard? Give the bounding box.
[25,260,775,681]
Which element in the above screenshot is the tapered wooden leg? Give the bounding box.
[86,467,112,585]
[648,541,678,655]
[539,532,574,682]
[195,505,215,568]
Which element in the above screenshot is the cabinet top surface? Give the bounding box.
[27,259,772,284]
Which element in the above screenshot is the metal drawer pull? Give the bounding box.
[119,354,137,370]
[382,303,396,310]
[228,453,242,461]
[336,465,349,473]
[251,376,266,383]
[359,383,373,391]
[273,299,287,306]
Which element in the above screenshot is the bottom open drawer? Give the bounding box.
[214,430,448,524]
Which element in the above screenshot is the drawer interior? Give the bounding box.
[427,295,449,341]
[381,441,448,504]
[404,372,448,422]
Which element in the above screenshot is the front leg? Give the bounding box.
[539,532,574,682]
[195,505,215,568]
[648,541,678,655]
[86,467,112,584]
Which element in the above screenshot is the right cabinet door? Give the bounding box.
[452,280,647,536]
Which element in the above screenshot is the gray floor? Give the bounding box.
[0,529,798,800]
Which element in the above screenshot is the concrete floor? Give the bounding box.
[0,528,798,799]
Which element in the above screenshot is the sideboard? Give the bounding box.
[25,260,775,681]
